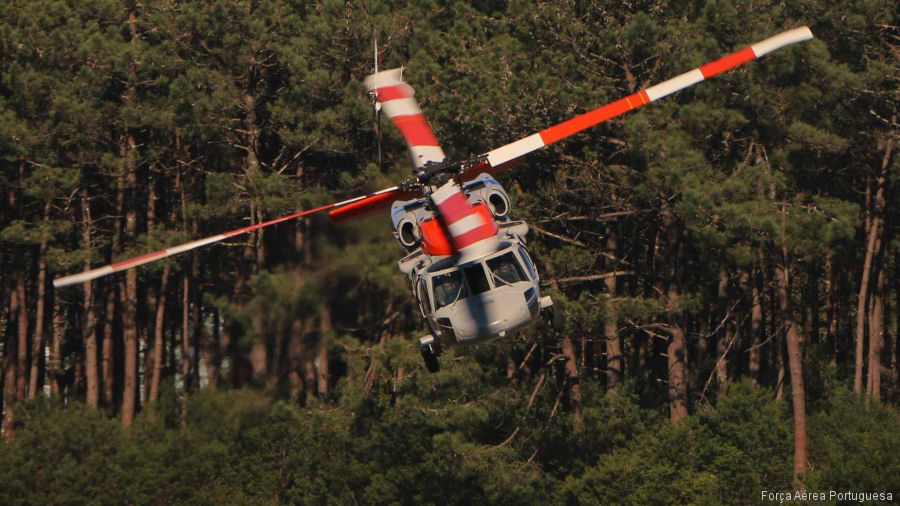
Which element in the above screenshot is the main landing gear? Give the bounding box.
[540,296,565,332]
[419,335,442,373]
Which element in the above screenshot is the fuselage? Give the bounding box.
[391,174,547,347]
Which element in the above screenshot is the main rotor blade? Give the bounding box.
[479,26,813,171]
[53,186,403,288]
[430,179,499,259]
[365,68,446,168]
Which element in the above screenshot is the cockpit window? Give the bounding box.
[432,271,467,309]
[487,252,527,286]
[418,279,432,314]
[464,264,491,294]
[518,247,537,280]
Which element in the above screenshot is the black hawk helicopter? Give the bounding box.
[54,27,814,372]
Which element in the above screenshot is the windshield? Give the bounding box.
[518,247,537,280]
[487,252,527,287]
[432,271,467,309]
[464,264,491,294]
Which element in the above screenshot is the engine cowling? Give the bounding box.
[486,189,510,218]
[463,173,512,220]
[396,215,420,248]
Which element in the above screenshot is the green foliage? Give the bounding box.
[1,0,899,504]
[4,381,896,505]
[806,385,900,494]
[562,383,793,505]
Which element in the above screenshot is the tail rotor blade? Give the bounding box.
[481,27,814,170]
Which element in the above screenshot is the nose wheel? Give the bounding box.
[540,296,565,331]
[418,335,442,373]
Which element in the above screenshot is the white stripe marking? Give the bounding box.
[751,27,814,57]
[484,133,544,167]
[409,145,445,166]
[164,235,227,256]
[448,213,487,237]
[431,180,460,205]
[381,97,422,118]
[53,266,115,287]
[363,68,404,91]
[644,68,705,102]
[333,186,399,207]
[457,237,499,261]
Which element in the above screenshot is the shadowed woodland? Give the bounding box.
[0,0,899,503]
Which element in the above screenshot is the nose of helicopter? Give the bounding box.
[449,289,532,343]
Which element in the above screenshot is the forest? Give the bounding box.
[0,0,898,504]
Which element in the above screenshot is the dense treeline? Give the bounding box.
[0,0,897,502]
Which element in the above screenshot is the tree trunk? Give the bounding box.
[855,213,879,393]
[661,206,688,423]
[182,271,192,390]
[82,192,100,408]
[317,306,331,398]
[894,252,900,411]
[855,138,892,392]
[775,262,808,491]
[49,297,64,397]
[716,268,730,386]
[824,248,838,366]
[15,275,27,402]
[102,285,116,406]
[3,286,20,439]
[560,333,583,424]
[149,264,169,403]
[546,275,582,424]
[119,9,140,429]
[288,316,306,404]
[604,226,622,393]
[749,266,763,385]
[667,312,689,423]
[120,172,138,426]
[28,232,48,398]
[867,259,885,402]
[208,309,221,389]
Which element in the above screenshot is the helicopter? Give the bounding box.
[53,27,813,372]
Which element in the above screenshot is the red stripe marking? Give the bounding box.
[451,205,497,249]
[223,202,346,237]
[373,83,413,102]
[329,189,419,223]
[435,191,473,223]
[699,47,756,79]
[639,90,650,104]
[421,218,453,256]
[539,94,642,145]
[393,114,440,147]
[112,250,167,270]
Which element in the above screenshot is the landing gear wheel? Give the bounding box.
[552,305,565,331]
[421,348,440,373]
[418,335,441,373]
[543,305,565,332]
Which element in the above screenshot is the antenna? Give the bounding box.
[373,28,383,168]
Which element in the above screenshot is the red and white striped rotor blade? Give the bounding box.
[53,185,405,288]
[480,26,813,170]
[430,180,499,258]
[365,68,446,168]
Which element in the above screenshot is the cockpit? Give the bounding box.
[421,245,538,314]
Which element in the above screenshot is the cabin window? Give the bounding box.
[464,264,491,295]
[487,252,527,286]
[432,271,467,309]
[418,279,432,314]
[518,247,537,280]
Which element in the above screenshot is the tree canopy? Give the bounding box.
[0,0,898,503]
